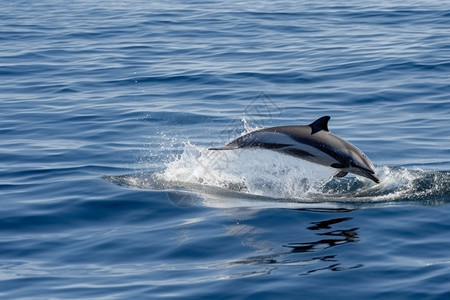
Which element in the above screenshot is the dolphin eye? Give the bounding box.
[350,162,358,168]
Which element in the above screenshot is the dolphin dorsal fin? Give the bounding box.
[309,116,330,134]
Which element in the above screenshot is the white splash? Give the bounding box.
[158,142,337,200]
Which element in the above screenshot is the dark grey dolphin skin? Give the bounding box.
[209,116,381,183]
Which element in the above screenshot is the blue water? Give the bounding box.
[1,0,450,299]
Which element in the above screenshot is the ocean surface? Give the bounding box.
[1,0,449,299]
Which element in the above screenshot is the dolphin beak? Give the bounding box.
[365,171,381,184]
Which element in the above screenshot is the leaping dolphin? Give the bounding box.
[209,116,381,183]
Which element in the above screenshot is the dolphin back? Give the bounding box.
[208,117,326,151]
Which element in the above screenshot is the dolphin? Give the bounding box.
[209,116,381,183]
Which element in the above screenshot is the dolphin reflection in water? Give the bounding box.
[209,116,381,184]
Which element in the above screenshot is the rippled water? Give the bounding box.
[1,0,450,299]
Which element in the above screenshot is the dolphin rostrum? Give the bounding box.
[209,116,381,183]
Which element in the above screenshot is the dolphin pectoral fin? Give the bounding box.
[334,171,348,178]
[330,163,346,169]
[309,116,330,135]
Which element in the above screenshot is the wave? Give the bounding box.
[105,142,449,208]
